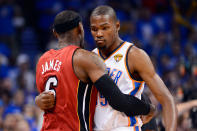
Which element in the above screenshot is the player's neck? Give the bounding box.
[58,38,80,49]
[101,37,123,57]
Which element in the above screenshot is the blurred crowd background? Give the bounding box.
[0,0,197,131]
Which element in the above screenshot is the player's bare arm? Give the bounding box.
[127,46,177,131]
[177,99,197,116]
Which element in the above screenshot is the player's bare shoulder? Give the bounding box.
[72,48,107,83]
[127,46,155,73]
[73,48,106,71]
[128,46,148,61]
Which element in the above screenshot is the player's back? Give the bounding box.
[36,45,97,131]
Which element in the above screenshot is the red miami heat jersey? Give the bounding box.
[36,45,97,131]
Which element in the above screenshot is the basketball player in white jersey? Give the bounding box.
[35,6,177,131]
[89,6,177,131]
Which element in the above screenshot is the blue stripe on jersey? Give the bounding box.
[129,90,137,126]
[135,126,139,131]
[129,116,136,126]
[130,82,142,95]
[129,81,142,126]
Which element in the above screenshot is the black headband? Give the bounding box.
[54,16,81,33]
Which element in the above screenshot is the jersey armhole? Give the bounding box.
[125,45,143,82]
[72,48,92,84]
[72,48,81,81]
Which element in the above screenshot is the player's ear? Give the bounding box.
[53,29,58,38]
[78,22,83,33]
[116,20,120,32]
[78,22,84,37]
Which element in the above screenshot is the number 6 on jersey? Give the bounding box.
[45,76,58,98]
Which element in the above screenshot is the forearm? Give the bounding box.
[94,74,150,116]
[161,96,177,131]
[145,75,177,131]
[177,100,197,116]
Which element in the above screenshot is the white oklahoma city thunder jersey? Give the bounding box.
[93,41,144,131]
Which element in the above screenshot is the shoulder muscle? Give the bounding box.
[128,46,155,77]
[73,48,107,83]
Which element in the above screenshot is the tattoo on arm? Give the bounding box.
[90,53,107,74]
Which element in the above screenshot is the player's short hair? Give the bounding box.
[53,10,81,34]
[91,5,118,22]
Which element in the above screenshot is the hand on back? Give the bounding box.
[35,91,55,110]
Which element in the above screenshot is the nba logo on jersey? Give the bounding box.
[114,54,123,62]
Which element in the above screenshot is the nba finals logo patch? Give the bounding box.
[114,54,123,62]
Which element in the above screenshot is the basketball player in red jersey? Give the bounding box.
[36,10,155,131]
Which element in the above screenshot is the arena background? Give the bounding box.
[0,0,197,131]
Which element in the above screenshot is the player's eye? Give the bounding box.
[91,27,98,32]
[102,26,109,30]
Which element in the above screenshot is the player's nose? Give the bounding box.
[96,30,103,37]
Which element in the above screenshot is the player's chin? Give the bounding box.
[96,43,106,49]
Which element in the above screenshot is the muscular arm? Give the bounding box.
[73,48,151,116]
[128,47,177,131]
